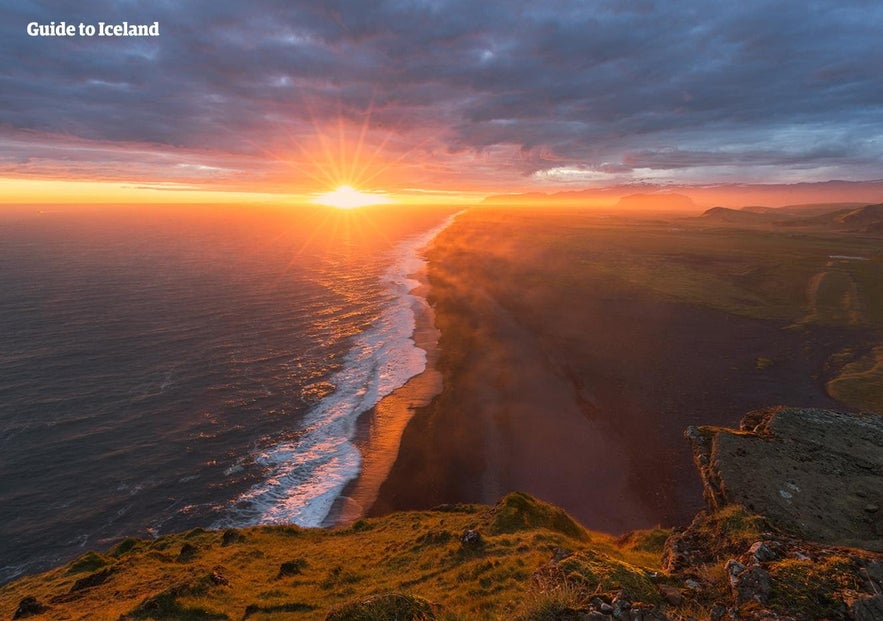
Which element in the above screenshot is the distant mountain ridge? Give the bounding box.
[481,180,883,210]
[700,202,883,233]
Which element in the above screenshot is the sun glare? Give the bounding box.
[312,185,392,209]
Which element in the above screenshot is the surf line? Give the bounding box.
[220,210,464,528]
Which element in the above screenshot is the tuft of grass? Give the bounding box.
[110,537,144,558]
[325,592,441,620]
[124,588,229,620]
[557,550,660,603]
[766,556,858,619]
[320,566,363,590]
[616,527,672,555]
[511,580,587,621]
[716,506,765,543]
[65,551,108,575]
[484,492,588,541]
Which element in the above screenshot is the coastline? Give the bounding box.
[323,213,460,526]
[324,267,443,526]
[367,209,852,533]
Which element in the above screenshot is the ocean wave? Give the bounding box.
[218,213,460,528]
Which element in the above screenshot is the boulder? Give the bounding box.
[459,528,483,548]
[686,407,883,550]
[13,597,47,619]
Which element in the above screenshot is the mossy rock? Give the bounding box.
[110,537,145,558]
[662,505,766,570]
[325,593,440,620]
[616,527,672,554]
[65,551,108,574]
[484,492,588,541]
[557,550,660,603]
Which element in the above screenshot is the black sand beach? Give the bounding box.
[369,207,872,532]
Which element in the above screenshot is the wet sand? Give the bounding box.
[367,208,860,533]
[325,271,443,526]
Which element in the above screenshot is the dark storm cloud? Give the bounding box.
[1,0,881,185]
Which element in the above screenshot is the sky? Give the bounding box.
[1,1,882,204]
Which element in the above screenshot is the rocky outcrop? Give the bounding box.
[662,504,883,620]
[686,406,883,551]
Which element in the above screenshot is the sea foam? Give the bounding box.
[221,212,460,527]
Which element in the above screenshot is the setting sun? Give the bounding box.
[312,185,392,209]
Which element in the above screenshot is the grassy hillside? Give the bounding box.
[0,494,669,620]
[4,492,881,620]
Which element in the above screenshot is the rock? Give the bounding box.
[658,585,683,605]
[460,528,483,547]
[627,605,669,621]
[726,559,746,585]
[221,529,245,546]
[726,561,771,605]
[13,596,47,619]
[865,503,879,513]
[69,567,113,592]
[659,529,693,572]
[611,590,632,619]
[177,542,197,562]
[863,560,883,587]
[850,594,883,621]
[552,547,574,562]
[684,579,701,590]
[686,407,883,551]
[210,565,229,586]
[599,602,614,614]
[748,541,778,563]
[709,603,728,620]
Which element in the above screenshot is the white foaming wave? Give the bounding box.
[221,211,462,528]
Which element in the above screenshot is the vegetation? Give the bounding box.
[0,494,667,620]
[766,556,859,619]
[3,494,880,620]
[827,345,883,412]
[433,207,883,415]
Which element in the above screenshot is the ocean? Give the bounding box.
[0,204,458,584]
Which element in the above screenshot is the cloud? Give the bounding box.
[1,0,881,189]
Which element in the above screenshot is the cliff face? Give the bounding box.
[686,407,883,551]
[2,409,883,621]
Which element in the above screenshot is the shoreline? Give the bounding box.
[323,223,454,526]
[367,209,855,533]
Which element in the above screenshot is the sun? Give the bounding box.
[312,185,392,209]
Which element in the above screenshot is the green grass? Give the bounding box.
[0,494,663,621]
[767,556,859,619]
[827,345,883,412]
[442,209,883,328]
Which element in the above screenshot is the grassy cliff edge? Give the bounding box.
[3,478,882,620]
